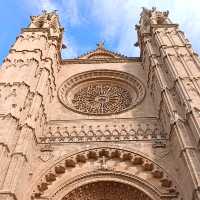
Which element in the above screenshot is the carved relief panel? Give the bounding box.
[62,181,152,200]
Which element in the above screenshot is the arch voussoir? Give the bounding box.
[31,147,180,200]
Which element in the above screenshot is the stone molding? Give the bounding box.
[62,57,140,64]
[39,118,165,144]
[30,147,180,200]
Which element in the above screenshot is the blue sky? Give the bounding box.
[0,0,200,62]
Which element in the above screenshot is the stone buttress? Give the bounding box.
[136,7,200,200]
[0,11,63,200]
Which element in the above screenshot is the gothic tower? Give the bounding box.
[0,8,199,200]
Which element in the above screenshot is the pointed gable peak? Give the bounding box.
[77,42,127,60]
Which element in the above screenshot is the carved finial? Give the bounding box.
[164,10,169,17]
[142,7,148,12]
[97,41,105,49]
[152,7,156,12]
[135,24,140,30]
[42,10,47,14]
[141,7,151,16]
[134,42,139,47]
[42,9,58,15]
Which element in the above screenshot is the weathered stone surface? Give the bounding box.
[0,8,199,200]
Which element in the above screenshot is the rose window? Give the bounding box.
[58,70,145,115]
[71,81,132,115]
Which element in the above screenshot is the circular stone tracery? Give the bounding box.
[58,70,145,115]
[72,80,132,114]
[62,181,152,200]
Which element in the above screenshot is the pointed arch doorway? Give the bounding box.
[62,181,152,200]
[49,171,162,200]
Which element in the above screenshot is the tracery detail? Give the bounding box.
[62,181,152,200]
[58,70,145,115]
[72,81,132,115]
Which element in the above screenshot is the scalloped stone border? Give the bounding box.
[31,147,180,199]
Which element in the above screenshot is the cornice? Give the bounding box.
[61,57,141,65]
[151,23,179,28]
[47,116,159,124]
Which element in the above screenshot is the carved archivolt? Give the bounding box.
[58,70,145,115]
[62,181,151,200]
[31,147,180,200]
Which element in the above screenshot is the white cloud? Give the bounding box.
[168,0,200,53]
[61,36,78,59]
[23,0,81,26]
[21,0,200,57]
[89,0,152,56]
[22,0,79,58]
[61,0,81,26]
[89,0,200,56]
[39,0,57,10]
[23,0,58,13]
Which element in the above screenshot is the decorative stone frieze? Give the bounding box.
[39,118,165,144]
[62,181,151,200]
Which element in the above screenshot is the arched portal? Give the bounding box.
[30,147,181,200]
[62,181,152,200]
[49,171,162,200]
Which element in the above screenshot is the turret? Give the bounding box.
[137,7,200,200]
[0,11,64,200]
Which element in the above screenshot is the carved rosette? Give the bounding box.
[58,70,145,115]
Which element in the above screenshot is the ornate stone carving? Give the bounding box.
[19,32,48,42]
[62,181,152,200]
[58,70,145,115]
[72,81,132,115]
[76,42,128,60]
[2,58,39,70]
[39,118,165,144]
[0,82,30,118]
[30,10,59,32]
[31,147,179,199]
[38,145,54,162]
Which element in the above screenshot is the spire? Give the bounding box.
[140,7,169,26]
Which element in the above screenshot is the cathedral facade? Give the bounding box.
[0,7,200,200]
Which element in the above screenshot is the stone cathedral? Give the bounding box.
[1,7,200,200]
